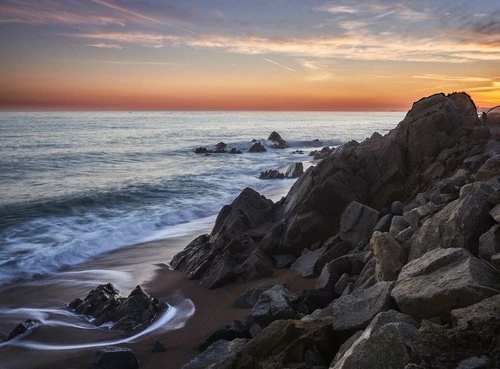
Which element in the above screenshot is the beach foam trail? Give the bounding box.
[0,292,195,350]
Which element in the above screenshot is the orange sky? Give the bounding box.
[0,0,499,110]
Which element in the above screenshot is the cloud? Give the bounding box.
[262,57,296,72]
[86,43,123,49]
[89,0,162,24]
[412,74,492,83]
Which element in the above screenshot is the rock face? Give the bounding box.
[88,347,139,369]
[248,142,266,152]
[68,284,165,331]
[391,248,500,321]
[182,339,249,369]
[285,162,304,178]
[171,188,276,288]
[259,169,284,179]
[339,202,379,248]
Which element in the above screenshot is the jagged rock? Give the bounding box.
[334,273,351,295]
[259,169,284,179]
[285,162,304,178]
[489,188,500,205]
[373,213,392,233]
[248,142,266,152]
[232,285,275,309]
[88,347,139,369]
[409,182,494,260]
[291,241,350,278]
[370,231,407,282]
[403,201,442,229]
[236,248,274,280]
[427,176,468,205]
[315,253,365,290]
[352,258,376,290]
[152,340,167,353]
[248,285,303,328]
[229,148,242,154]
[199,258,238,289]
[476,154,500,181]
[199,319,251,352]
[395,227,415,243]
[215,142,227,152]
[331,310,419,369]
[478,224,500,261]
[490,204,500,223]
[268,131,287,149]
[194,147,210,154]
[272,254,296,269]
[218,318,335,369]
[7,319,41,341]
[392,248,500,321]
[68,284,164,331]
[182,338,249,369]
[339,201,379,249]
[410,295,500,368]
[330,281,396,338]
[389,215,409,236]
[456,356,495,369]
[492,253,500,270]
[309,146,334,160]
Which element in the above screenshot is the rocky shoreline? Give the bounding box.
[173,92,500,369]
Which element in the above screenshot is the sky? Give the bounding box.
[0,0,499,111]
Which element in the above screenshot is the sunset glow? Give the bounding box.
[1,0,499,110]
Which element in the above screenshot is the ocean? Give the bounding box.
[0,111,405,286]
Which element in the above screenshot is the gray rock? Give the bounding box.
[315,253,365,290]
[291,241,350,278]
[478,224,500,261]
[200,258,238,289]
[476,154,500,181]
[152,340,167,353]
[389,215,409,237]
[395,227,415,243]
[232,284,275,309]
[427,176,468,205]
[88,347,139,369]
[331,281,395,337]
[489,203,500,223]
[488,188,500,205]
[392,248,500,321]
[236,248,274,280]
[248,142,266,152]
[492,253,500,270]
[403,201,442,229]
[450,293,500,330]
[331,310,418,369]
[285,162,304,178]
[352,258,376,291]
[370,231,407,282]
[272,254,296,268]
[409,182,494,260]
[181,338,248,369]
[249,285,301,326]
[334,273,351,295]
[339,201,379,248]
[391,201,404,215]
[268,131,287,149]
[373,213,392,233]
[7,319,41,341]
[456,356,494,369]
[259,169,284,179]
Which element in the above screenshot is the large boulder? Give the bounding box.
[182,338,249,369]
[68,284,165,331]
[478,224,500,261]
[330,281,396,338]
[88,347,139,369]
[291,241,350,278]
[218,318,336,369]
[369,231,407,282]
[331,310,419,369]
[259,169,284,180]
[339,201,380,249]
[249,142,266,152]
[391,248,500,321]
[285,162,304,178]
[409,182,494,260]
[315,253,365,290]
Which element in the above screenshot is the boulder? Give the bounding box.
[339,201,379,249]
[88,347,139,369]
[334,273,351,295]
[199,319,251,352]
[389,215,409,237]
[391,248,500,321]
[291,241,350,278]
[235,248,274,280]
[199,258,238,289]
[370,231,407,282]
[218,318,335,369]
[372,213,392,233]
[488,188,500,205]
[315,253,365,290]
[391,201,404,215]
[330,281,396,338]
[259,169,284,179]
[232,285,275,309]
[352,258,377,291]
[476,154,500,181]
[309,146,334,160]
[409,182,494,260]
[272,254,296,269]
[490,204,500,223]
[68,284,165,330]
[478,224,500,261]
[248,142,266,152]
[248,285,303,328]
[268,131,287,149]
[285,162,304,178]
[331,310,419,369]
[182,338,249,369]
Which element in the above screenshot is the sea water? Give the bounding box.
[0,111,405,285]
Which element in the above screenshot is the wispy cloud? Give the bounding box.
[412,74,492,83]
[262,57,296,72]
[90,0,162,24]
[86,43,123,49]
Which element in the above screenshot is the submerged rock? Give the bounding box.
[268,131,287,149]
[259,169,284,179]
[249,142,266,152]
[6,319,41,341]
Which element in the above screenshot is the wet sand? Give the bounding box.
[0,232,315,369]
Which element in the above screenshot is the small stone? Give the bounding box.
[152,340,167,353]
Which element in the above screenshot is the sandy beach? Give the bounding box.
[0,231,315,369]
